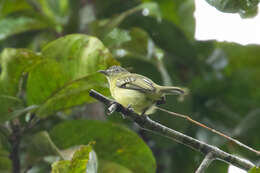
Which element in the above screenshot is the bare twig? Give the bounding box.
[195,152,215,173]
[89,89,255,171]
[156,106,260,156]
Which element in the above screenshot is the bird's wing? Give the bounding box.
[116,75,155,93]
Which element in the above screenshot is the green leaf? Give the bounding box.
[51,145,97,173]
[0,0,32,18]
[104,27,157,60]
[99,161,133,173]
[90,2,161,38]
[52,160,70,173]
[206,0,259,18]
[0,129,10,151]
[216,42,260,114]
[142,0,195,38]
[248,167,260,173]
[118,27,152,58]
[138,2,162,20]
[26,34,119,117]
[50,120,156,173]
[69,145,95,173]
[0,17,49,41]
[0,48,42,121]
[0,149,11,172]
[31,0,69,30]
[27,131,62,159]
[122,16,195,60]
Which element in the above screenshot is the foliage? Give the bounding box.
[50,120,156,173]
[0,0,260,173]
[205,0,259,18]
[249,167,260,173]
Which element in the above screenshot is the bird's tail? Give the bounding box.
[158,86,189,95]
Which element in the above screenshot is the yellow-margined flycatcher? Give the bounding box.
[99,66,188,115]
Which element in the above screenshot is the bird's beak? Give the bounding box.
[98,70,108,75]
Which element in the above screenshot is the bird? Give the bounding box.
[99,66,188,115]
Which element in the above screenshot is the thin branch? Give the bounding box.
[9,120,22,173]
[156,106,260,156]
[195,152,215,173]
[89,89,255,171]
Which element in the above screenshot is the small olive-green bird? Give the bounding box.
[99,66,188,115]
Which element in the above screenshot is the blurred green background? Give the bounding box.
[0,0,260,173]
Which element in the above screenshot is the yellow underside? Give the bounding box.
[110,87,160,115]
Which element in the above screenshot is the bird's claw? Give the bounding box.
[126,104,134,111]
[107,102,118,115]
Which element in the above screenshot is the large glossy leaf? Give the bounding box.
[50,120,156,173]
[206,0,259,18]
[0,17,49,41]
[0,48,42,121]
[26,34,119,117]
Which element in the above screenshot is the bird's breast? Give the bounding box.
[110,87,155,114]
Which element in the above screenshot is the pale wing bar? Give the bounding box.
[116,76,155,93]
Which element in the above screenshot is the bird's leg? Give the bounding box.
[126,104,134,111]
[140,97,166,116]
[118,104,133,119]
[141,106,150,116]
[156,96,166,105]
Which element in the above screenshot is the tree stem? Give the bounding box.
[89,89,256,171]
[9,120,22,173]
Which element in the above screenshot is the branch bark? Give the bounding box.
[89,89,256,171]
[9,120,22,173]
[195,152,215,173]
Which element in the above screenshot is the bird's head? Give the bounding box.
[98,66,129,77]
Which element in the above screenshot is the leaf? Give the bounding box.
[0,149,11,172]
[26,34,119,117]
[69,145,96,173]
[141,0,195,38]
[122,16,195,60]
[2,105,39,122]
[104,27,157,60]
[51,160,70,173]
[51,145,97,173]
[0,0,32,18]
[0,48,42,121]
[249,167,260,173]
[99,161,133,173]
[90,2,161,38]
[50,120,156,173]
[27,131,62,158]
[217,42,260,114]
[0,17,49,41]
[119,27,152,58]
[205,0,259,18]
[138,2,162,20]
[30,0,69,30]
[0,129,10,151]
